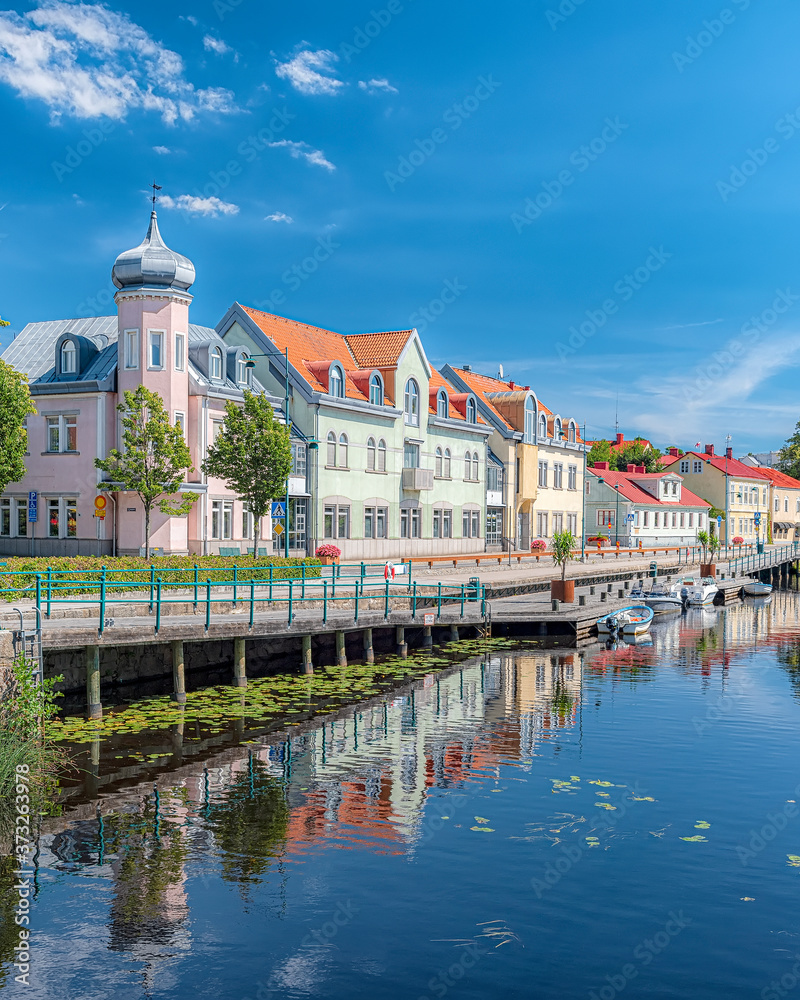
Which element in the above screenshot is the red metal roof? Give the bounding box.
[587,467,711,508]
[661,451,771,481]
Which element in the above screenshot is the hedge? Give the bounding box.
[0,555,322,602]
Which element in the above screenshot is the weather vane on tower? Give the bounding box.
[151,180,162,210]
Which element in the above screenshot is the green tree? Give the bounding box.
[551,529,577,581]
[95,385,195,559]
[778,420,800,480]
[612,438,663,473]
[0,358,36,492]
[202,391,292,559]
[587,439,612,466]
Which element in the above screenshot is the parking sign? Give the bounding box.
[27,491,37,523]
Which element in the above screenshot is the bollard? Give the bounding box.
[363,628,374,665]
[336,630,347,667]
[579,594,586,607]
[396,625,408,657]
[600,591,608,603]
[302,635,313,674]
[422,625,433,648]
[552,599,560,611]
[86,645,102,721]
[233,637,247,688]
[449,624,459,642]
[171,640,187,705]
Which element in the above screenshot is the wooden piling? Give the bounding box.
[363,628,374,664]
[336,630,347,667]
[233,637,247,688]
[302,635,313,674]
[422,625,433,648]
[449,624,459,642]
[86,644,102,721]
[171,640,187,704]
[396,626,408,657]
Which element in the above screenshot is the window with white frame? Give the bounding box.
[568,421,576,443]
[338,433,348,468]
[568,465,577,490]
[367,437,377,471]
[61,340,77,374]
[291,441,307,478]
[435,447,443,478]
[0,499,10,536]
[688,513,694,527]
[149,331,164,369]
[329,365,344,398]
[672,512,677,527]
[536,511,548,537]
[377,439,387,472]
[327,431,336,467]
[242,504,253,542]
[175,332,185,371]
[237,356,252,386]
[464,450,472,480]
[472,451,479,481]
[775,497,780,512]
[554,417,562,440]
[404,442,419,469]
[437,390,448,418]
[433,507,452,539]
[538,413,547,439]
[404,379,420,426]
[643,511,650,527]
[680,512,685,527]
[553,463,563,489]
[47,497,77,538]
[597,509,615,527]
[538,461,548,487]
[364,506,388,539]
[124,330,139,369]
[46,415,77,453]
[462,508,480,538]
[211,421,223,445]
[369,373,383,406]
[443,447,451,478]
[567,512,577,534]
[174,412,186,440]
[466,397,477,423]
[211,500,234,539]
[400,507,420,538]
[693,460,703,473]
[680,460,689,473]
[552,513,564,533]
[0,499,28,538]
[324,504,350,539]
[210,347,223,380]
[524,397,535,443]
[785,497,790,513]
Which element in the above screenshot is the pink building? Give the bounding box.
[0,210,293,557]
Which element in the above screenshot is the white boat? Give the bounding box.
[743,580,772,597]
[642,584,684,614]
[685,576,719,606]
[597,605,654,636]
[670,577,697,600]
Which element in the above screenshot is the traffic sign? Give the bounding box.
[94,496,107,520]
[626,514,635,522]
[423,613,435,626]
[271,501,286,518]
[754,512,762,525]
[27,491,37,523]
[272,522,284,536]
[717,516,722,526]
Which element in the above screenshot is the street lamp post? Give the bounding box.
[580,421,587,562]
[596,477,621,546]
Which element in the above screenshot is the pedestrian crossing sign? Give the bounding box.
[271,502,286,518]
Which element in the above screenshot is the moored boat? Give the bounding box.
[685,577,719,606]
[597,605,654,636]
[642,584,684,614]
[743,580,772,597]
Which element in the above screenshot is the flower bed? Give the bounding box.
[530,540,547,552]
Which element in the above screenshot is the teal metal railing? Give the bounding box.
[726,542,799,578]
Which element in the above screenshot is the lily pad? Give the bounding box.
[680,835,708,842]
[595,803,617,810]
[787,855,800,867]
[470,826,495,833]
[695,821,711,829]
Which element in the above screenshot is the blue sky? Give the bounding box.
[0,0,799,453]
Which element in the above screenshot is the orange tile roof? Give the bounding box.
[751,466,800,490]
[242,305,413,404]
[344,330,413,368]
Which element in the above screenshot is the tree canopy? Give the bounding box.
[95,385,195,558]
[587,436,663,473]
[778,420,800,481]
[0,358,36,492]
[202,391,293,559]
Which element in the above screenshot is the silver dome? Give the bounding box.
[112,211,195,292]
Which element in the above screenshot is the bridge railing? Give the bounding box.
[726,542,799,578]
[26,573,485,635]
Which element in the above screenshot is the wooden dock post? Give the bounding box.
[396,626,408,657]
[171,640,187,704]
[302,635,313,674]
[233,637,247,688]
[363,628,374,664]
[336,630,347,667]
[85,645,102,721]
[448,624,459,642]
[422,625,433,648]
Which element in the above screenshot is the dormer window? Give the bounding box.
[524,397,535,443]
[329,364,344,398]
[404,378,419,426]
[210,347,223,380]
[236,356,251,387]
[437,389,448,418]
[554,417,563,440]
[539,413,547,439]
[369,372,383,405]
[61,340,77,375]
[568,420,576,443]
[466,397,477,423]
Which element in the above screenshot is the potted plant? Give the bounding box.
[315,543,341,566]
[531,539,547,552]
[697,530,717,576]
[550,530,577,603]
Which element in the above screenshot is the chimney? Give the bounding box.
[508,380,515,389]
[668,447,680,457]
[615,433,624,446]
[593,461,609,471]
[627,463,637,473]
[462,365,471,372]
[523,385,530,390]
[726,446,732,460]
[705,444,714,456]
[636,465,646,474]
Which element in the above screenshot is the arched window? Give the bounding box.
[464,449,472,480]
[568,420,576,443]
[326,431,336,467]
[472,451,480,481]
[338,432,348,468]
[236,356,252,386]
[329,365,344,398]
[437,390,448,418]
[210,347,222,380]
[786,497,790,513]
[539,413,547,440]
[466,397,476,423]
[435,446,443,478]
[775,497,780,512]
[367,436,376,471]
[377,438,387,472]
[404,378,419,426]
[444,448,451,478]
[524,397,535,443]
[369,373,383,405]
[61,340,77,375]
[554,417,563,440]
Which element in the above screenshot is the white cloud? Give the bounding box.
[72,192,84,206]
[153,144,171,154]
[661,318,724,331]
[269,139,335,171]
[159,194,239,217]
[0,2,239,123]
[358,77,398,95]
[184,15,199,26]
[275,48,343,96]
[265,212,293,223]
[203,34,231,55]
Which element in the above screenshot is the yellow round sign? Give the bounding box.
[94,496,107,511]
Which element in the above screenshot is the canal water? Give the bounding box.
[3,592,800,999]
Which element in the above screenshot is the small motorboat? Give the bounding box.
[743,580,772,597]
[685,577,719,606]
[670,577,697,600]
[641,584,684,614]
[597,605,654,636]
